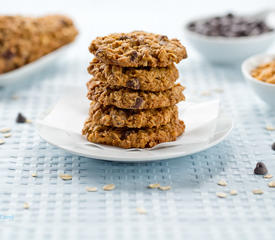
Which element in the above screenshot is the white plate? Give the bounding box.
[0,43,74,86]
[36,89,233,162]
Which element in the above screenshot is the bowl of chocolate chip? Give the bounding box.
[183,12,275,64]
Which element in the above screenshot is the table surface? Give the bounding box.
[1,0,275,239]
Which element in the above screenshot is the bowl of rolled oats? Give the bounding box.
[242,53,275,107]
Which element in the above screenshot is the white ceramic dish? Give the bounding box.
[242,53,275,107]
[0,43,74,86]
[37,113,232,162]
[36,88,233,162]
[183,12,275,64]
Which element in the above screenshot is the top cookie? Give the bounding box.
[89,31,187,67]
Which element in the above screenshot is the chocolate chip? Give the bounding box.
[254,162,268,175]
[2,50,15,60]
[226,13,234,18]
[16,113,27,123]
[121,130,132,140]
[272,142,275,151]
[159,35,168,41]
[60,19,69,27]
[188,13,273,37]
[130,51,138,62]
[126,79,140,90]
[188,22,196,29]
[131,97,143,109]
[119,36,130,40]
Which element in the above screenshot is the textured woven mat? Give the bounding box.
[0,43,275,240]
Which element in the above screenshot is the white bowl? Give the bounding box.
[242,54,275,107]
[183,15,275,64]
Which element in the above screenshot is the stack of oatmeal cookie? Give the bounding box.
[82,31,187,149]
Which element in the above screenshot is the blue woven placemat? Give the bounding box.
[0,45,275,240]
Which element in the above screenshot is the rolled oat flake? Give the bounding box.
[254,162,268,175]
[252,189,264,195]
[268,181,275,188]
[216,192,226,198]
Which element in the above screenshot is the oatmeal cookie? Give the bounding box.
[89,31,187,67]
[0,15,78,74]
[82,119,185,149]
[88,101,178,128]
[87,58,179,91]
[87,80,185,109]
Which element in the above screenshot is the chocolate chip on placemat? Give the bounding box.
[254,162,268,175]
[16,113,27,123]
[272,142,275,151]
[132,97,143,109]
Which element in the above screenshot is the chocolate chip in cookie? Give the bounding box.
[119,35,130,40]
[130,51,138,62]
[60,19,70,27]
[2,50,15,60]
[126,78,140,90]
[121,130,132,140]
[159,35,168,41]
[132,97,143,109]
[159,35,168,45]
